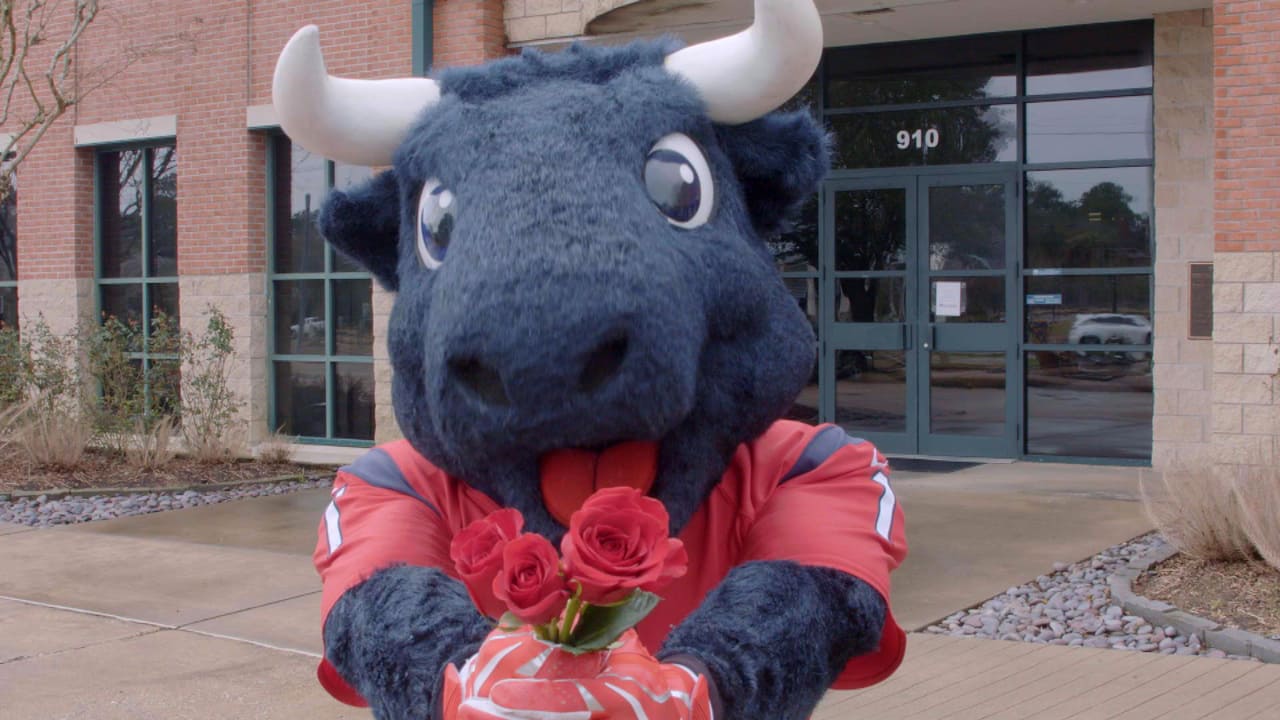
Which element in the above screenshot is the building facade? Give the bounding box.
[5,0,1275,469]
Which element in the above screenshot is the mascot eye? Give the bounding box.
[645,133,714,229]
[416,180,455,270]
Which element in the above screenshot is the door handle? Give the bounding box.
[921,324,935,351]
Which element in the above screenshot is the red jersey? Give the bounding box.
[313,421,908,706]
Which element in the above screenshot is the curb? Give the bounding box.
[0,472,330,502]
[1112,545,1280,664]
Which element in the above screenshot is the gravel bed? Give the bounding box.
[924,532,1262,661]
[0,477,331,527]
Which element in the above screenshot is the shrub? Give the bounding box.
[10,316,90,469]
[1140,463,1254,563]
[84,311,181,460]
[14,408,92,469]
[180,306,243,463]
[124,416,178,472]
[0,325,23,406]
[256,426,298,464]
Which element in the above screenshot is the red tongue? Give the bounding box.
[539,441,658,526]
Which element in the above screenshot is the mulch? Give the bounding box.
[1134,553,1280,638]
[0,445,334,494]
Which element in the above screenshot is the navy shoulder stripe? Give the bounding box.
[340,448,443,519]
[780,425,866,484]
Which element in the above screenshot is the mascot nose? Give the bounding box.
[448,332,630,408]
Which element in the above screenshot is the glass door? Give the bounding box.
[917,173,1017,457]
[823,171,1017,457]
[823,178,917,453]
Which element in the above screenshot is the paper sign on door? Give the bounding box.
[935,281,964,317]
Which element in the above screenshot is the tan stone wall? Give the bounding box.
[506,0,642,44]
[1211,252,1278,466]
[1151,10,1215,468]
[372,283,401,444]
[178,273,270,447]
[16,278,95,337]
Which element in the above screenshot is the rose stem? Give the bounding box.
[559,584,583,642]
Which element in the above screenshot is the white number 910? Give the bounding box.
[897,128,940,150]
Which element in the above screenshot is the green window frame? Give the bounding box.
[94,143,181,414]
[267,134,376,445]
[777,20,1155,462]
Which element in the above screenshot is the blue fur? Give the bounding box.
[660,562,886,720]
[323,565,490,719]
[318,38,882,720]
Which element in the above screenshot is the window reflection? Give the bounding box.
[832,105,1018,169]
[275,362,327,438]
[835,277,904,323]
[834,188,907,271]
[771,195,819,273]
[826,35,1017,107]
[0,287,14,329]
[335,362,375,440]
[1025,275,1151,346]
[1026,351,1152,459]
[1027,168,1152,268]
[275,141,327,274]
[929,184,1005,270]
[1026,22,1153,95]
[100,149,145,279]
[1027,96,1152,163]
[835,350,907,434]
[0,183,15,283]
[149,147,178,277]
[930,352,1005,436]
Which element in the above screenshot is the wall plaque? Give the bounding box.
[1188,262,1213,340]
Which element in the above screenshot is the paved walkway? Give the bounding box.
[3,460,1274,718]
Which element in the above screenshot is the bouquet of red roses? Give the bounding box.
[443,488,713,719]
[449,486,688,652]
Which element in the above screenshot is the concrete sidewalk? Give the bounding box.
[5,460,1271,719]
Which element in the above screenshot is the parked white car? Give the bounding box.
[1067,313,1152,346]
[1068,313,1151,363]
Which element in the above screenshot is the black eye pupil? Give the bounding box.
[645,148,701,223]
[435,214,453,249]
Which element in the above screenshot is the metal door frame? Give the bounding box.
[821,168,1020,458]
[915,170,1020,457]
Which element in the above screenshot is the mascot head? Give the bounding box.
[273,0,828,539]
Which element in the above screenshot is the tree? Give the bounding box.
[0,1,192,206]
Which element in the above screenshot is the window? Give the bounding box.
[0,181,15,329]
[96,145,180,412]
[268,136,375,443]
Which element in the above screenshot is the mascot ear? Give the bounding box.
[719,111,830,238]
[320,169,402,291]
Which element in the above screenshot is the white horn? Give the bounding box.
[272,25,441,167]
[664,0,823,125]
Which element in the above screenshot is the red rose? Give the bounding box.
[494,533,570,625]
[450,508,524,619]
[561,487,688,604]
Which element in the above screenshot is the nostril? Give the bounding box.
[449,356,511,407]
[578,333,629,394]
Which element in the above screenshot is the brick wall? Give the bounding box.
[6,1,506,448]
[1214,0,1280,255]
[1211,0,1280,466]
[1151,10,1215,468]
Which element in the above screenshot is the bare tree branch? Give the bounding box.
[0,0,195,206]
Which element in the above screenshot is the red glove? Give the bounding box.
[441,627,714,720]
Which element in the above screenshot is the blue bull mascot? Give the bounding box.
[273,1,907,717]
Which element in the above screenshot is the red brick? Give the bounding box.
[1215,0,1280,253]
[7,1,505,283]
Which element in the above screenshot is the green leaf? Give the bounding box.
[498,611,524,631]
[565,591,660,652]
